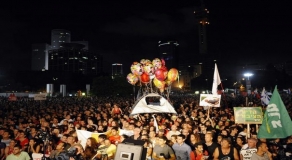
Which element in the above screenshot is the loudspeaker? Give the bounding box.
[114,143,144,160]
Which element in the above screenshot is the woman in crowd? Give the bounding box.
[4,139,19,159]
[84,137,99,160]
[26,138,41,159]
[188,133,202,150]
[234,136,245,156]
[217,134,223,145]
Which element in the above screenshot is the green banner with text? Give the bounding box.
[234,107,263,124]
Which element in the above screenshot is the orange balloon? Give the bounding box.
[153,77,165,89]
[167,68,178,82]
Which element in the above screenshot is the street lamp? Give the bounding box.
[244,73,253,92]
[243,73,253,80]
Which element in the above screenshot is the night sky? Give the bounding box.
[1,0,292,74]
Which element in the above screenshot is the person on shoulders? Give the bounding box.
[111,104,123,118]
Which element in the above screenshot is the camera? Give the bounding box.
[37,127,52,142]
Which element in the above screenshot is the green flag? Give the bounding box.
[258,86,292,138]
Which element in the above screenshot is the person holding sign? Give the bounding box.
[240,138,257,160]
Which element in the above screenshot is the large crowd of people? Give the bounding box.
[0,92,291,160]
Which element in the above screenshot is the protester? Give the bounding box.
[26,138,40,159]
[84,137,99,159]
[213,138,239,160]
[204,132,219,160]
[6,144,30,160]
[172,134,192,160]
[190,142,209,160]
[0,91,292,160]
[240,138,257,160]
[152,136,176,160]
[251,141,272,160]
[49,142,70,159]
[95,138,116,160]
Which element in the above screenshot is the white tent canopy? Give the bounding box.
[130,93,177,116]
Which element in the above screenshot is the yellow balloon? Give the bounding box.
[127,73,139,85]
[165,80,172,87]
[167,68,178,82]
[153,77,165,89]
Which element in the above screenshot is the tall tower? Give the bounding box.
[194,1,209,55]
[158,41,179,69]
[51,29,71,49]
[194,1,213,78]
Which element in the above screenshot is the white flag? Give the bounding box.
[152,115,159,133]
[261,87,270,106]
[76,129,107,149]
[212,63,221,95]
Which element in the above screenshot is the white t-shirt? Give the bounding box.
[240,148,257,160]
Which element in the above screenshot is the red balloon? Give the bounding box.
[155,68,167,81]
[160,65,168,72]
[161,59,166,66]
[140,73,150,83]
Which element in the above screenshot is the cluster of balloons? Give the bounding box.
[127,58,178,93]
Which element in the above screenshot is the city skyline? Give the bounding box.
[0,1,292,75]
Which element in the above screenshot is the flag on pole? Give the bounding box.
[261,87,270,106]
[258,86,292,139]
[212,63,221,95]
[152,115,159,133]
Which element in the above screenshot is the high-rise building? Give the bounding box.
[194,3,209,55]
[112,63,123,79]
[51,29,71,49]
[31,43,50,71]
[158,41,179,69]
[194,1,214,78]
[48,43,103,75]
